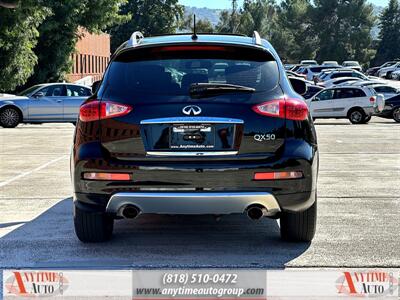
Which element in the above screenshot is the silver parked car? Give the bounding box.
[0,83,92,128]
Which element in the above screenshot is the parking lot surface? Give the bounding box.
[0,118,399,269]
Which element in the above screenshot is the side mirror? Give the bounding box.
[289,77,307,96]
[33,92,45,98]
[92,80,101,94]
[314,97,320,102]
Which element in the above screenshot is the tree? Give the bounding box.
[311,0,375,64]
[373,0,400,65]
[0,1,49,91]
[180,14,215,33]
[25,0,127,86]
[274,0,316,63]
[216,0,241,33]
[109,0,184,52]
[238,0,276,37]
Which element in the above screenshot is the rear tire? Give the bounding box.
[74,205,114,242]
[0,107,21,128]
[393,107,400,123]
[280,198,317,242]
[348,108,366,124]
[362,115,371,124]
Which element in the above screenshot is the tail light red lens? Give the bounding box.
[369,96,376,104]
[83,172,131,181]
[252,98,309,121]
[79,100,133,122]
[254,171,303,180]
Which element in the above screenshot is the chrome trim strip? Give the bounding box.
[146,151,238,156]
[140,117,244,124]
[106,192,281,216]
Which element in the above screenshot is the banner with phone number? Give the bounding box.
[2,269,399,299]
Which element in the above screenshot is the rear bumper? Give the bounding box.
[105,192,281,216]
[72,139,318,214]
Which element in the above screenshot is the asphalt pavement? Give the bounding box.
[0,117,399,269]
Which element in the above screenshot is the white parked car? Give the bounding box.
[342,61,362,72]
[322,61,340,66]
[299,65,339,81]
[318,69,368,82]
[318,77,362,88]
[305,86,385,124]
[300,60,318,65]
[377,62,400,78]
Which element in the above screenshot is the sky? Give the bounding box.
[180,0,389,9]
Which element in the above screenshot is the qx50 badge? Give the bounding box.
[182,105,202,116]
[254,133,276,142]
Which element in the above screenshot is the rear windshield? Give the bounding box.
[103,46,279,98]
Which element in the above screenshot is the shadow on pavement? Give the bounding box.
[0,198,311,269]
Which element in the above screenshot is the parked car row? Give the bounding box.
[286,60,400,123]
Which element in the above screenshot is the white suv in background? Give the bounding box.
[305,86,385,124]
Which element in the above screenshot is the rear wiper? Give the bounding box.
[189,83,255,99]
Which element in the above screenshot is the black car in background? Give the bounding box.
[375,94,400,122]
[71,32,319,243]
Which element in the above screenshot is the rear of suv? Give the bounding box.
[71,32,319,243]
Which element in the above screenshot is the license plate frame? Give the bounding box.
[170,124,215,150]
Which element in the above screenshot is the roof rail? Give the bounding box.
[252,31,262,46]
[128,31,144,47]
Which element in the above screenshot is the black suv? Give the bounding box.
[71,32,319,243]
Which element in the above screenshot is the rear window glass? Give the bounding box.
[103,46,279,98]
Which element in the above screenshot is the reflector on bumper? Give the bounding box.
[254,171,303,180]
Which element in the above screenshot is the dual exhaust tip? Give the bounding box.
[120,205,140,219]
[246,206,268,220]
[120,205,269,220]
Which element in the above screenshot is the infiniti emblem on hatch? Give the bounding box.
[182,105,202,116]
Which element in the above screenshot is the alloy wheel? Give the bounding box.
[0,108,20,128]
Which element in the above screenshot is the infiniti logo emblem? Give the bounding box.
[182,105,202,116]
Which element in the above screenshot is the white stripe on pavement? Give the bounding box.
[0,155,68,188]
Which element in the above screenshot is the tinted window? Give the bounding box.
[104,47,279,100]
[310,66,333,73]
[37,85,66,97]
[316,89,334,100]
[335,88,365,99]
[67,85,91,97]
[331,73,352,79]
[374,86,397,93]
[18,85,44,96]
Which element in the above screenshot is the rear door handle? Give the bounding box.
[56,100,63,103]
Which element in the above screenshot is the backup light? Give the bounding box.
[254,171,303,180]
[83,172,131,181]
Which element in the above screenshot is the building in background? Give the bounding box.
[67,28,110,85]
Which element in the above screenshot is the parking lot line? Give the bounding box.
[0,155,68,188]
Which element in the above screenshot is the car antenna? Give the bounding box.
[192,14,198,40]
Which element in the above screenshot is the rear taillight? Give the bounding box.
[252,98,309,121]
[79,100,132,122]
[370,96,376,104]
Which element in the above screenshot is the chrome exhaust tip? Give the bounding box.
[121,205,140,219]
[247,206,268,220]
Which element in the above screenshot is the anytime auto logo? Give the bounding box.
[5,271,69,297]
[336,271,398,297]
